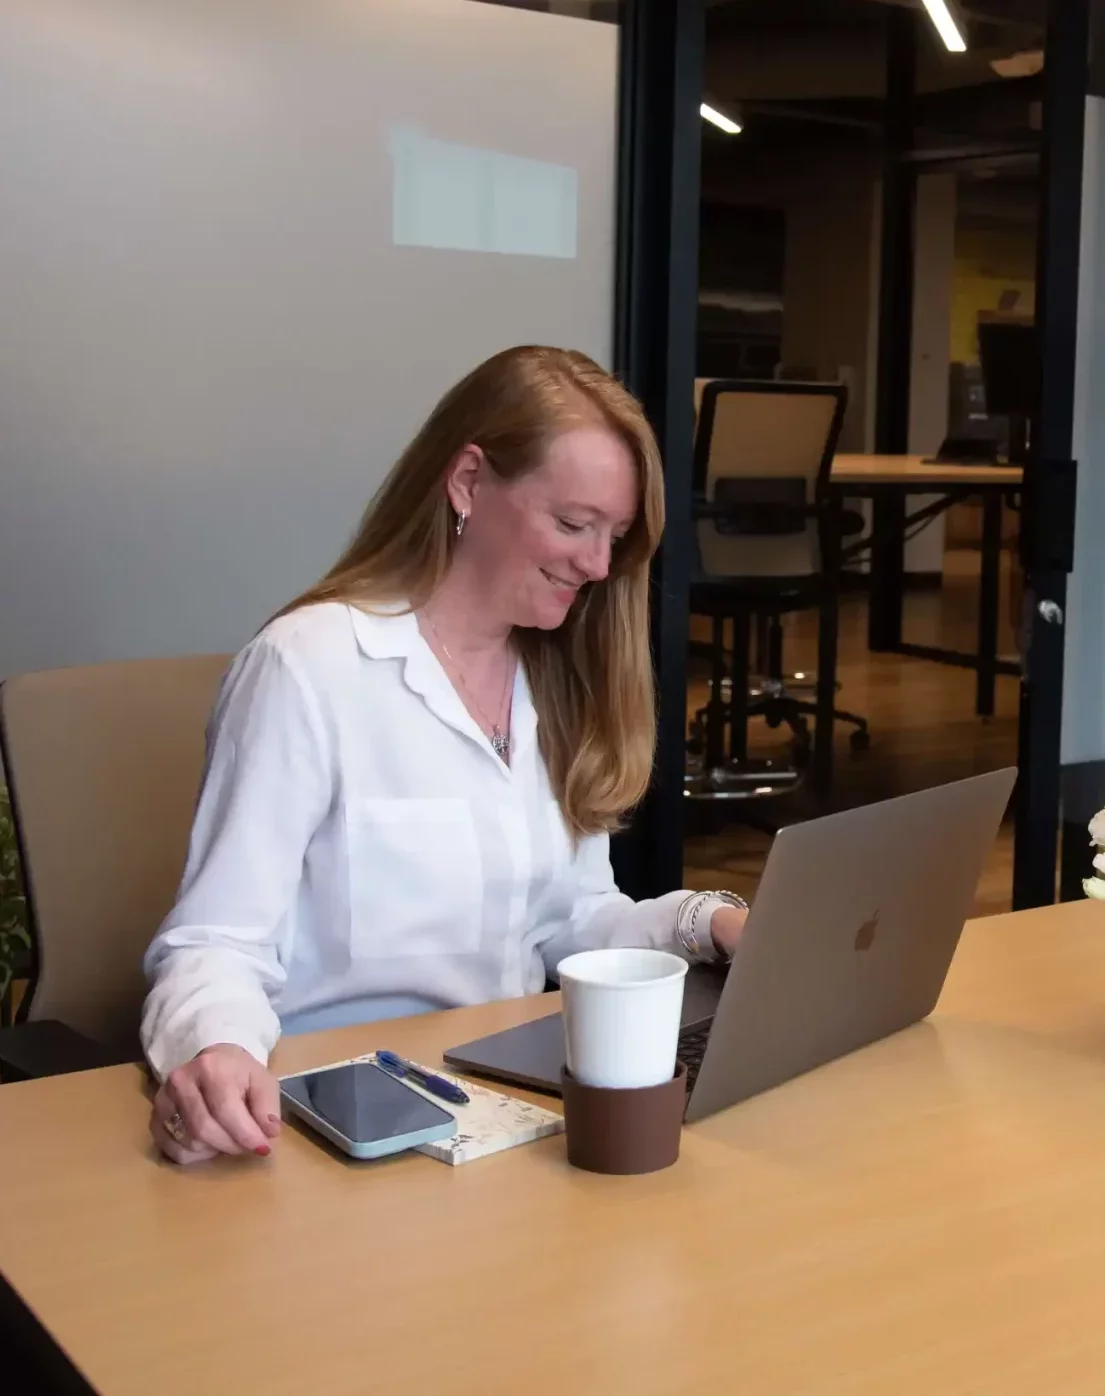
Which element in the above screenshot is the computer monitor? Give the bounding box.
[977,320,1038,418]
[977,320,1038,463]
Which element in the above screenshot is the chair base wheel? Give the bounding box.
[684,758,803,802]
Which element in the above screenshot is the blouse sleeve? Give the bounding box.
[140,636,334,1079]
[536,830,693,978]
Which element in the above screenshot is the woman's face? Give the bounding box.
[452,425,640,631]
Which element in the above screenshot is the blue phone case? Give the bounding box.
[279,1062,457,1159]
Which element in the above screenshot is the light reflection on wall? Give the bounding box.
[389,125,577,258]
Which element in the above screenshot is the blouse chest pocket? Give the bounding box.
[346,797,483,958]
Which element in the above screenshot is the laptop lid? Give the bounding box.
[445,770,1015,1117]
[683,767,1016,1121]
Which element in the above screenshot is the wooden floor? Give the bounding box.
[683,549,1020,918]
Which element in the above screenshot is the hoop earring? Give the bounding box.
[455,511,468,539]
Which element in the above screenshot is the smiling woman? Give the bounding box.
[280,345,666,835]
[140,346,749,1165]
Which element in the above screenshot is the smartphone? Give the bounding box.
[280,1061,458,1159]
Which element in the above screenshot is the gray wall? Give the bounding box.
[701,148,881,454]
[905,172,957,575]
[1063,97,1105,766]
[702,148,955,575]
[780,160,880,455]
[0,0,617,678]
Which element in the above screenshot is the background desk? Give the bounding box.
[831,454,1023,489]
[832,454,1024,716]
[3,900,1105,1395]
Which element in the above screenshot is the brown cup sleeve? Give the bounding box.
[560,1062,687,1175]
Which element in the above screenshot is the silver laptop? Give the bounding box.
[445,769,1016,1123]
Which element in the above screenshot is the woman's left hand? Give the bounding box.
[710,903,748,958]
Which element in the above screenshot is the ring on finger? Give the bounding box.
[165,1111,188,1145]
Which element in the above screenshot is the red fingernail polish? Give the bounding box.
[254,1144,271,1157]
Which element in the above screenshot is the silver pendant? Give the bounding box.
[491,727,510,759]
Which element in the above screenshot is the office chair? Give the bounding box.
[686,379,869,807]
[692,373,805,797]
[698,372,826,707]
[0,654,230,1080]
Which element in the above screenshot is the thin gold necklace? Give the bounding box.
[423,613,514,761]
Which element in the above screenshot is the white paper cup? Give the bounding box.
[558,948,689,1091]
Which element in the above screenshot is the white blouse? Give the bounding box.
[141,602,694,1079]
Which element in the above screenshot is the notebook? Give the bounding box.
[310,1052,564,1165]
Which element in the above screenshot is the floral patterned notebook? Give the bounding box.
[289,1052,564,1166]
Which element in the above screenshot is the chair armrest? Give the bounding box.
[0,1020,133,1083]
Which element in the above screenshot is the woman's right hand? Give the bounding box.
[150,1043,283,1165]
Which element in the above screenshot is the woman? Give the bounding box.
[143,346,749,1164]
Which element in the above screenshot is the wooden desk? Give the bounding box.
[832,452,1023,489]
[4,901,1105,1395]
[832,453,1024,716]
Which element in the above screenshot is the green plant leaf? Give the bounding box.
[0,785,30,986]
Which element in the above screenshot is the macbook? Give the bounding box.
[444,769,1016,1123]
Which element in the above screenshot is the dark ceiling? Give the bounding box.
[706,0,1046,65]
[702,0,1044,227]
[704,0,1044,103]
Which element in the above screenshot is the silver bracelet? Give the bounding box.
[676,890,749,963]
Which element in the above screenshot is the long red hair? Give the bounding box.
[279,346,665,836]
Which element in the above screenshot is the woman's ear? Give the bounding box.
[444,444,484,520]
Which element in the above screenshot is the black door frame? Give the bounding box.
[613,0,1095,905]
[1012,0,1089,908]
[610,0,704,899]
[872,0,1090,911]
[1058,0,1105,899]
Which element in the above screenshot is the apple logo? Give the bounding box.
[854,912,880,952]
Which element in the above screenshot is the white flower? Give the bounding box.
[1084,810,1105,899]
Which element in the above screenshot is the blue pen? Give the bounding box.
[376,1050,470,1106]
